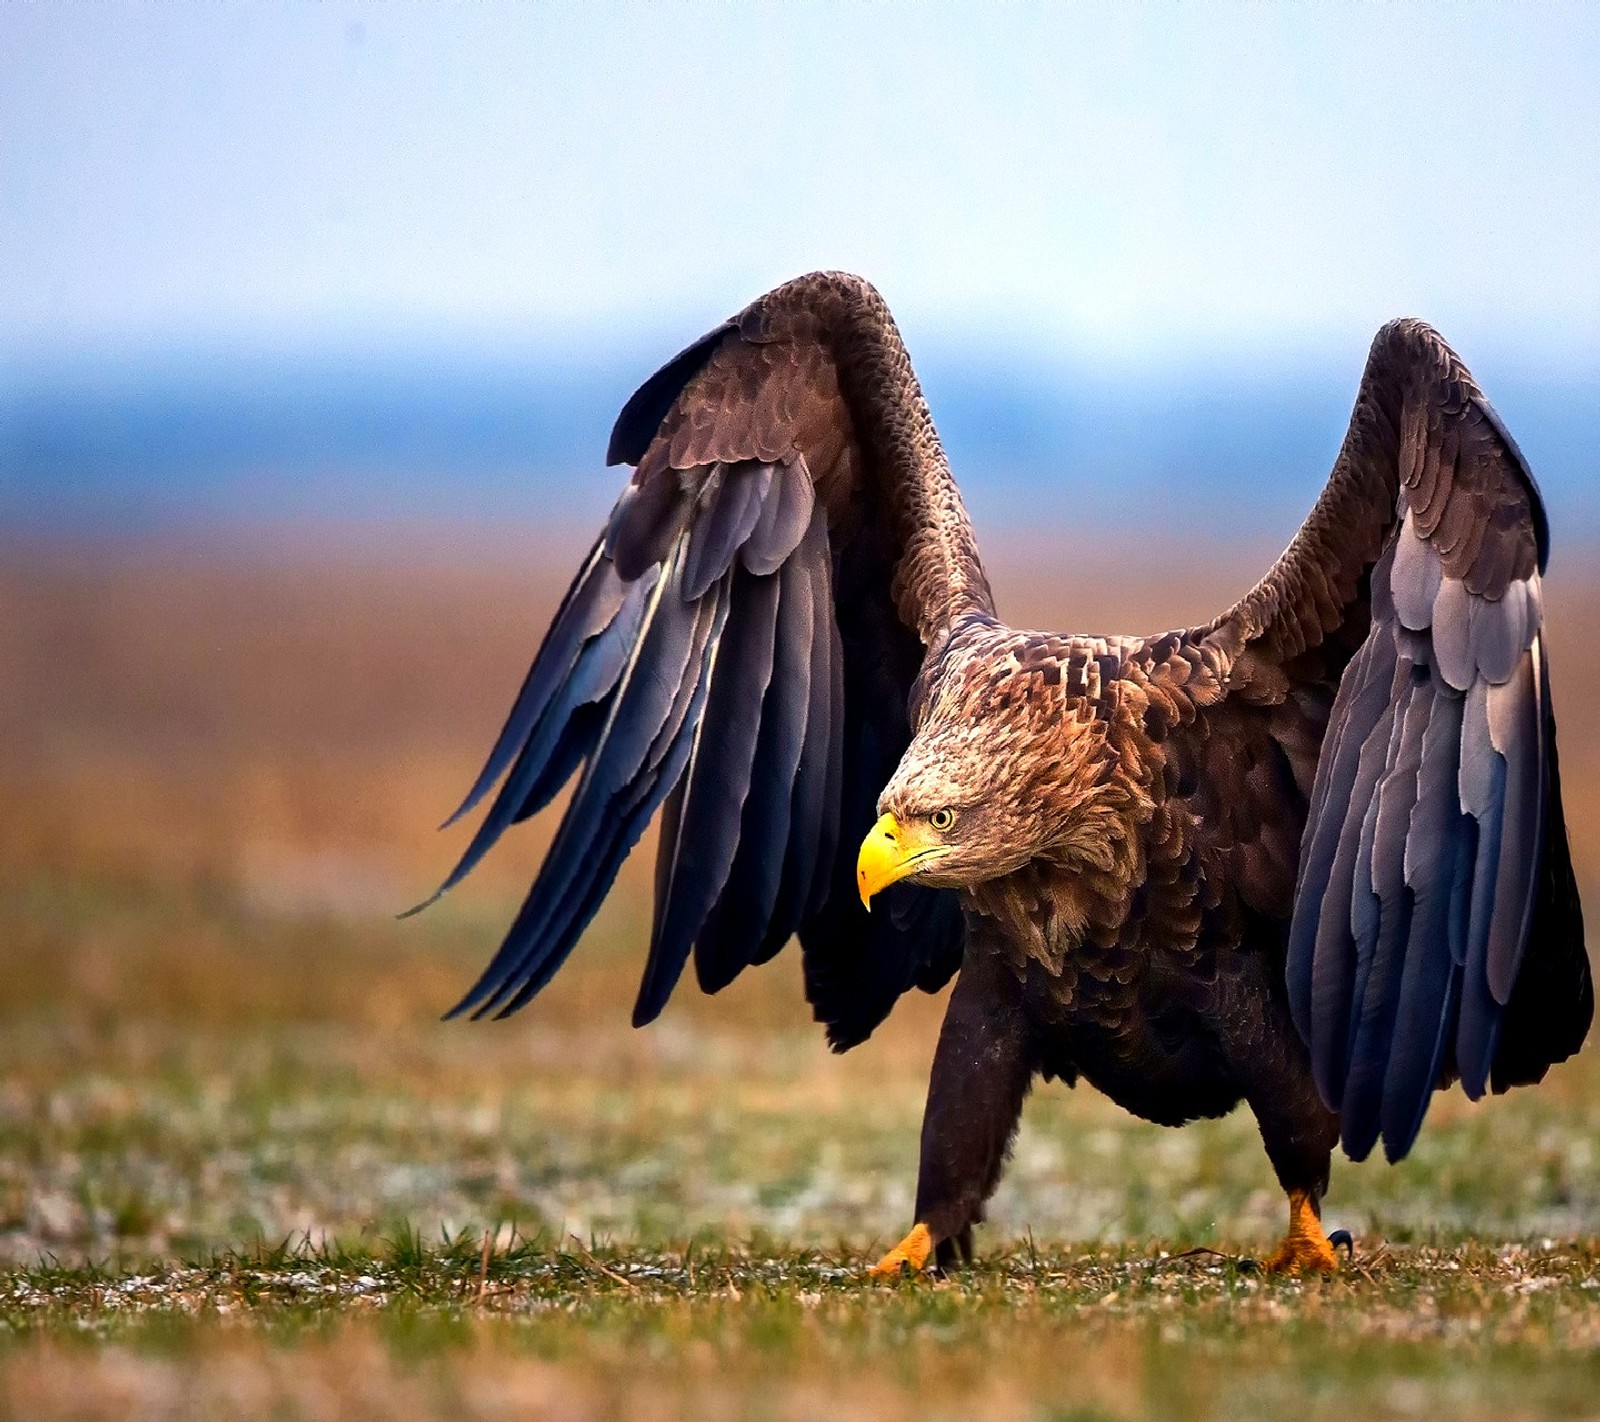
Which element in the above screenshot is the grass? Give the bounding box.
[7,1233,1600,1421]
[3,534,1600,1420]
[8,1234,1600,1421]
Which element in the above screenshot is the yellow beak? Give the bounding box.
[857,812,938,910]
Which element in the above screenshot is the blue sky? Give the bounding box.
[5,3,1599,369]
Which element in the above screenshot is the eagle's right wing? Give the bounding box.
[419,273,995,1049]
[1202,320,1589,1163]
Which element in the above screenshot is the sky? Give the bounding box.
[4,3,1600,371]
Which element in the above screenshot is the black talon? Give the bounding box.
[953,1223,974,1266]
[1328,1228,1354,1258]
[931,1223,976,1274]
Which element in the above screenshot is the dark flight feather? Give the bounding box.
[1485,655,1544,1004]
[799,615,964,1050]
[1306,637,1405,1106]
[448,555,724,1019]
[784,508,844,933]
[694,533,816,993]
[491,658,717,1019]
[636,560,781,1024]
[486,580,728,1018]
[511,698,609,826]
[1287,627,1392,1041]
[1340,668,1432,1162]
[606,469,692,581]
[409,562,653,913]
[1455,692,1509,1097]
[1491,646,1591,1091]
[742,456,816,575]
[683,462,772,601]
[1377,687,1468,1160]
[440,543,626,830]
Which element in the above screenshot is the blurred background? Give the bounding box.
[2,5,1599,1268]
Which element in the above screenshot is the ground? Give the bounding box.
[2,533,1598,1421]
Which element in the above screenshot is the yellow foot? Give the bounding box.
[1260,1188,1343,1274]
[869,1222,934,1277]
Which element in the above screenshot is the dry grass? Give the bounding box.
[2,527,1600,1421]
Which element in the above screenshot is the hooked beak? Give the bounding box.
[856,812,948,910]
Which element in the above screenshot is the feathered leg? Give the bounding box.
[870,945,1035,1276]
[1231,979,1346,1274]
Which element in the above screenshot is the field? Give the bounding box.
[3,527,1600,1421]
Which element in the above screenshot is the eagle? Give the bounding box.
[419,272,1590,1275]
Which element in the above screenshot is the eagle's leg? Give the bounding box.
[1239,1024,1344,1275]
[870,948,1034,1276]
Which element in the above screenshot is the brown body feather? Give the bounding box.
[432,275,1590,1263]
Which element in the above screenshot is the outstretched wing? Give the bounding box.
[423,272,994,1048]
[1203,319,1590,1163]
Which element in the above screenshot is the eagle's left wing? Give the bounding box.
[413,273,991,1048]
[1200,320,1590,1163]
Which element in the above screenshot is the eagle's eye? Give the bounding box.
[928,808,957,832]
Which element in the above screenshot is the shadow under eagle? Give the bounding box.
[413,271,1589,1273]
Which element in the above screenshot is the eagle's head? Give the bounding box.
[856,629,1130,908]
